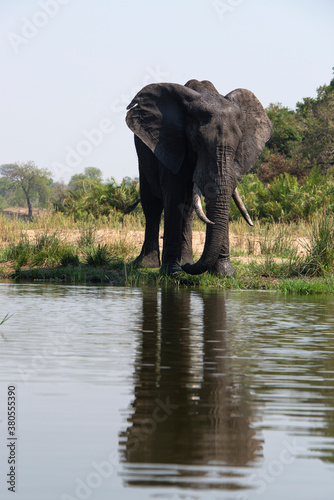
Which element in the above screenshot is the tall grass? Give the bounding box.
[78,224,97,248]
[2,237,32,267]
[0,209,328,271]
[0,215,140,270]
[2,232,79,269]
[229,219,304,258]
[0,210,145,248]
[293,212,334,276]
[248,212,334,279]
[84,244,114,267]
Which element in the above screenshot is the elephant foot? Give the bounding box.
[133,250,160,269]
[160,260,182,276]
[180,254,194,266]
[209,258,236,277]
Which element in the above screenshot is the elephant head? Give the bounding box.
[126,80,272,275]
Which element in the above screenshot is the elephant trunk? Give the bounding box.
[184,181,252,275]
[183,189,232,275]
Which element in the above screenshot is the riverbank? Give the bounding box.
[0,210,333,294]
[7,261,334,295]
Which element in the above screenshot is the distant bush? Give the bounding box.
[230,167,334,223]
[54,177,141,220]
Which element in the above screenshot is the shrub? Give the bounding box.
[54,177,141,219]
[3,232,79,268]
[3,237,31,267]
[85,244,113,267]
[231,168,334,223]
[60,249,80,267]
[301,213,334,276]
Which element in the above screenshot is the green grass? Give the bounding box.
[2,237,32,267]
[9,258,333,295]
[7,258,334,294]
[0,313,12,325]
[1,210,334,295]
[275,277,334,294]
[60,249,80,267]
[84,244,114,267]
[2,233,79,269]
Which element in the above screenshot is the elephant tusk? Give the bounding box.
[193,183,215,225]
[232,187,253,226]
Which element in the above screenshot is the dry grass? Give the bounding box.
[0,208,310,263]
[2,209,334,296]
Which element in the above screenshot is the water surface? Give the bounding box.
[0,283,333,499]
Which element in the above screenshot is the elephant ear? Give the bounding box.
[225,89,272,176]
[126,83,200,174]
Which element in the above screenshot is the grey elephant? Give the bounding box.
[126,79,272,276]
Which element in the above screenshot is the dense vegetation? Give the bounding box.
[231,69,334,222]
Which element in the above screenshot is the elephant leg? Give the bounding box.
[161,204,194,273]
[159,177,191,274]
[180,201,194,266]
[159,167,196,275]
[133,176,163,269]
[133,137,163,269]
[160,202,184,274]
[208,226,236,277]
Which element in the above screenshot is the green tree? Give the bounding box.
[0,177,14,208]
[68,167,103,191]
[256,151,308,183]
[0,161,52,216]
[266,103,302,156]
[259,70,334,179]
[296,87,334,172]
[293,70,334,173]
[296,69,334,117]
[84,167,103,183]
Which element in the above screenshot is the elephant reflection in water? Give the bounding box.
[119,288,262,487]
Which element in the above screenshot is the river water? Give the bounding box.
[0,283,333,500]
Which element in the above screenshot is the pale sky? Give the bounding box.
[1,0,334,183]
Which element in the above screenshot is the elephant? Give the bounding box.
[126,79,272,276]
